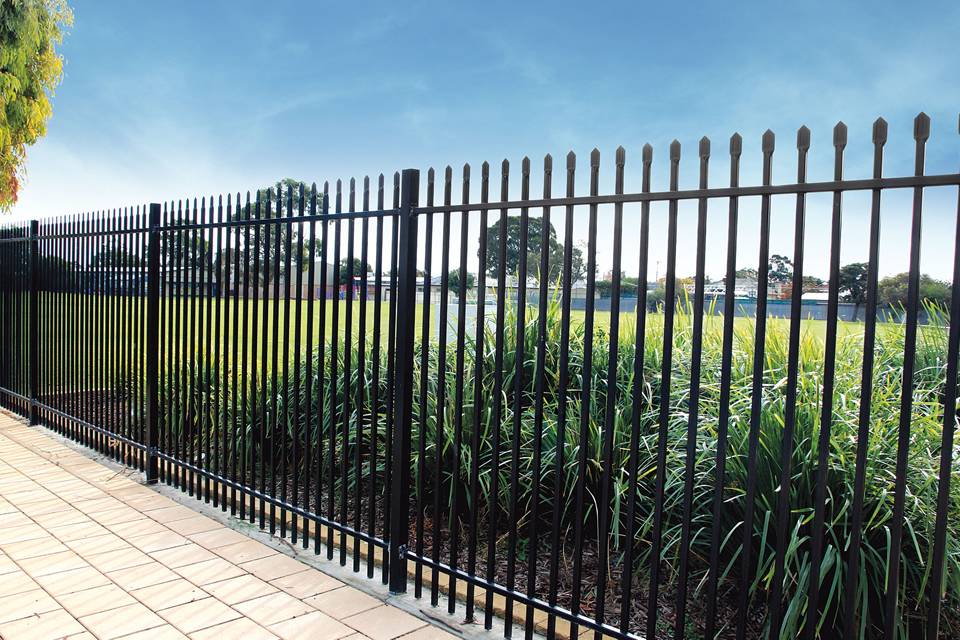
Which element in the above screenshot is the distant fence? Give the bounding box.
[1,113,959,640]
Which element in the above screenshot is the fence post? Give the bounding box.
[28,220,40,425]
[144,203,162,483]
[388,169,419,593]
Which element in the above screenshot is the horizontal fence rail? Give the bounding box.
[1,113,959,640]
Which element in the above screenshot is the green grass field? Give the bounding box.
[34,293,940,378]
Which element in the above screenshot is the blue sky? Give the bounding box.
[9,1,960,280]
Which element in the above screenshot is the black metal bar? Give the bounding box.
[304,183,317,550]
[388,168,420,594]
[382,172,400,586]
[449,163,470,614]
[342,178,355,565]
[647,140,681,640]
[237,191,248,517]
[327,183,341,559]
[546,151,575,639]
[199,197,211,501]
[433,166,452,607]
[280,183,290,538]
[145,203,162,483]
[414,169,433,598]
[484,159,509,628]
[315,182,330,554]
[704,134,741,640]
[736,130,775,640]
[804,123,846,640]
[369,174,384,575]
[467,161,488,621]
[505,157,529,633]
[594,147,625,640]
[227,193,239,512]
[571,149,601,639]
[523,153,551,640]
[675,137,710,639]
[292,183,305,544]
[619,143,652,635]
[769,126,810,636]
[260,190,272,528]
[270,186,283,533]
[29,219,39,425]
[281,183,294,538]
[355,177,369,568]
[884,112,930,640]
[927,115,960,640]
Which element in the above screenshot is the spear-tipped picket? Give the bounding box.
[915,111,931,140]
[885,111,931,639]
[833,121,847,149]
[798,125,811,151]
[873,116,889,146]
[699,135,711,159]
[762,128,776,152]
[926,111,960,640]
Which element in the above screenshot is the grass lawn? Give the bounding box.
[34,293,940,377]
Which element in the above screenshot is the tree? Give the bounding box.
[839,262,869,320]
[768,254,793,284]
[232,179,323,283]
[878,273,951,310]
[0,0,72,209]
[482,216,588,284]
[445,269,475,294]
[338,258,372,285]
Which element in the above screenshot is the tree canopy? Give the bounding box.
[878,272,951,309]
[838,262,869,304]
[482,216,587,284]
[0,0,72,209]
[232,179,322,280]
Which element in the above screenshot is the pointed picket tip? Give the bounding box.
[363,175,370,188]
[796,126,811,151]
[590,148,601,167]
[832,122,847,148]
[481,160,490,173]
[566,150,576,170]
[427,167,435,181]
[615,146,626,166]
[699,136,711,158]
[543,154,553,172]
[444,165,453,180]
[914,112,931,141]
[501,158,510,175]
[522,156,531,174]
[730,133,743,156]
[642,143,653,163]
[669,139,681,161]
[463,163,471,180]
[762,129,775,152]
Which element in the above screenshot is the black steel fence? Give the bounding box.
[1,113,959,640]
